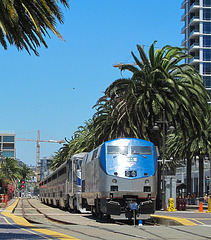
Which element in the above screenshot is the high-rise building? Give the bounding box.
[181,0,211,102]
[39,156,53,181]
[0,133,16,160]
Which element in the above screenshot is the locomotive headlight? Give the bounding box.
[125,171,130,177]
[112,179,117,183]
[145,179,150,185]
[131,171,137,177]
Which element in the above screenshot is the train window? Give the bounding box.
[107,146,128,155]
[131,146,152,155]
[92,149,98,160]
[52,173,57,180]
[58,167,66,177]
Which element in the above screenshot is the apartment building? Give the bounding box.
[0,133,16,160]
[181,0,211,101]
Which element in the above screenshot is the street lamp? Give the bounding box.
[153,109,175,211]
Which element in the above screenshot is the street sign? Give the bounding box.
[130,202,138,210]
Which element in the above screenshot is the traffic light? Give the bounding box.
[20,179,25,189]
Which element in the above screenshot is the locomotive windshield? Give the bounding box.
[107,146,128,155]
[131,146,152,155]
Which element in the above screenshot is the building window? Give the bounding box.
[203,49,211,61]
[203,22,211,34]
[203,76,211,88]
[3,151,14,158]
[3,136,14,142]
[3,143,14,149]
[208,89,211,97]
[203,63,211,74]
[203,9,211,20]
[203,36,211,47]
[204,0,211,7]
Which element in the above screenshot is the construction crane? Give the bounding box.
[16,130,64,182]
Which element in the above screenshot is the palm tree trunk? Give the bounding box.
[186,158,192,196]
[199,155,204,197]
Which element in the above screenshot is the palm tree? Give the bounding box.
[0,0,69,55]
[19,163,33,180]
[1,158,21,182]
[51,120,95,170]
[105,41,210,146]
[93,95,138,144]
[51,140,70,170]
[167,115,211,197]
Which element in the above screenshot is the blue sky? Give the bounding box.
[1,0,183,165]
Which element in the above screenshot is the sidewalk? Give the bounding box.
[186,204,208,211]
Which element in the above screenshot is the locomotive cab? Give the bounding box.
[81,138,158,219]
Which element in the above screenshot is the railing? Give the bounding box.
[181,25,186,33]
[189,56,199,63]
[181,0,187,9]
[181,38,186,46]
[190,29,199,37]
[190,42,199,49]
[181,13,186,20]
[189,16,199,24]
[190,2,199,11]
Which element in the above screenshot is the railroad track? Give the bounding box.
[14,198,211,240]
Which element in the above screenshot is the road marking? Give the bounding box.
[187,218,205,225]
[151,214,198,226]
[2,199,81,240]
[2,216,52,239]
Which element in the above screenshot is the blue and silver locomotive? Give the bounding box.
[81,138,158,219]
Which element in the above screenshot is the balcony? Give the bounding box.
[189,16,200,24]
[189,56,200,64]
[189,29,200,39]
[181,13,187,22]
[181,25,187,34]
[189,43,200,52]
[181,38,187,46]
[181,0,187,9]
[190,2,200,12]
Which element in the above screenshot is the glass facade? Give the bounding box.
[204,0,211,6]
[182,0,211,103]
[203,49,211,61]
[203,36,211,47]
[0,134,15,159]
[3,136,14,142]
[3,151,14,158]
[203,76,211,88]
[203,9,211,20]
[203,63,211,74]
[203,22,211,33]
[3,143,14,149]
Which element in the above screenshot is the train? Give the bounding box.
[39,138,158,219]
